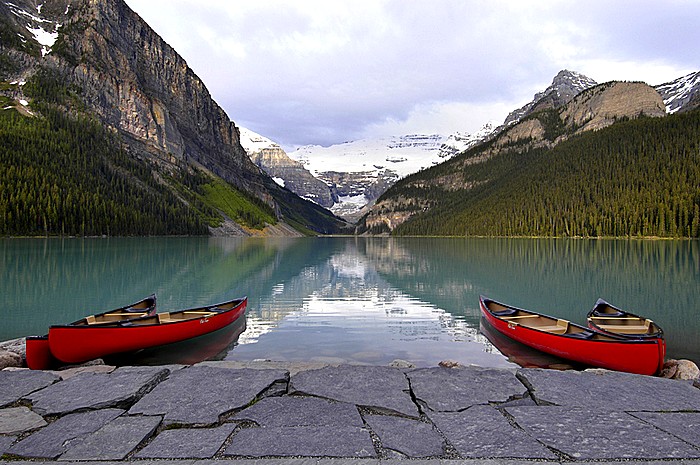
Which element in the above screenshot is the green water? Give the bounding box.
[1,237,698,367]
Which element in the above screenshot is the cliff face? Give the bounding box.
[0,0,346,234]
[561,82,666,132]
[52,0,264,193]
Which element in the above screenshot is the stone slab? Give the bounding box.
[363,414,444,458]
[631,411,700,447]
[407,367,525,412]
[135,423,236,459]
[26,366,169,416]
[7,408,124,459]
[0,434,17,455]
[0,406,46,434]
[224,425,376,458]
[204,360,335,376]
[518,368,700,410]
[427,405,557,459]
[508,405,700,460]
[289,365,417,417]
[233,396,363,427]
[58,415,161,461]
[129,365,288,425]
[0,370,59,407]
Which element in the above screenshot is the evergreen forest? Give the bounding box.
[383,109,700,237]
[0,87,277,236]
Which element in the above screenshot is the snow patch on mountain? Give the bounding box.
[655,71,700,114]
[6,1,60,56]
[239,126,278,153]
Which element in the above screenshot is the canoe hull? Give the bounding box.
[48,298,246,365]
[480,296,663,376]
[25,335,55,370]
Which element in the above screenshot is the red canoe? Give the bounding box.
[26,294,157,370]
[47,297,247,365]
[479,295,665,376]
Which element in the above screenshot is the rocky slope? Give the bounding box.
[0,0,345,235]
[239,128,337,208]
[502,70,598,128]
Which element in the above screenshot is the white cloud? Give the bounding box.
[124,0,699,148]
[362,100,513,140]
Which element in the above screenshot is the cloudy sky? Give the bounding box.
[124,0,698,149]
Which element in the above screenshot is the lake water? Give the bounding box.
[1,237,698,368]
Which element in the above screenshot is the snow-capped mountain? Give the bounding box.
[655,71,700,114]
[287,123,496,219]
[437,122,497,158]
[238,68,700,223]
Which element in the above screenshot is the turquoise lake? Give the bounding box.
[1,237,698,368]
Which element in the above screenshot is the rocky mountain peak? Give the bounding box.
[239,127,337,208]
[503,70,598,127]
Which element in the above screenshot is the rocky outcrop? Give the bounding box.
[660,359,700,380]
[250,146,337,208]
[240,128,337,208]
[561,81,666,133]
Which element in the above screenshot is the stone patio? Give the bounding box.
[1,362,700,463]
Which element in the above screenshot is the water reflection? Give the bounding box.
[1,237,697,367]
[228,239,509,368]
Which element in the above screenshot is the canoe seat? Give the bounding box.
[536,325,568,335]
[591,309,625,318]
[158,314,175,323]
[492,308,518,317]
[104,312,146,317]
[501,314,540,320]
[597,324,648,334]
[86,315,96,325]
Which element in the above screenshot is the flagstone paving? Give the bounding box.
[1,363,700,463]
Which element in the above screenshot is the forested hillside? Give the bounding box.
[0,70,283,236]
[374,109,700,238]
